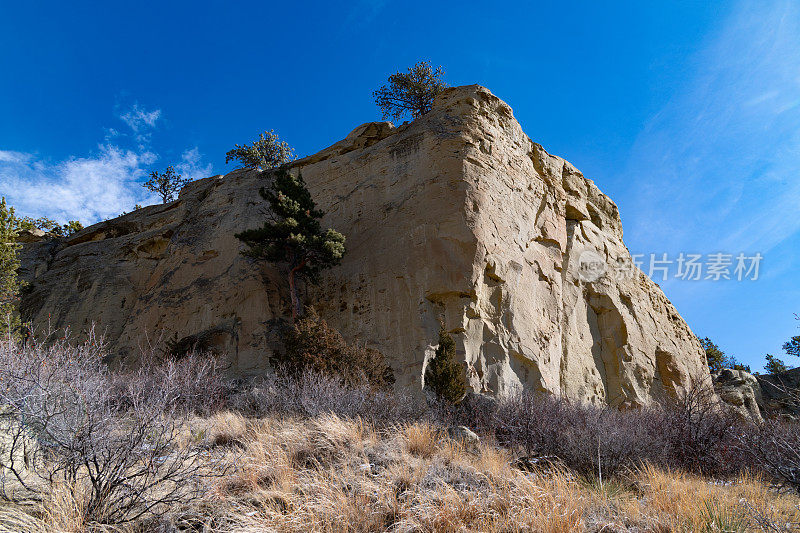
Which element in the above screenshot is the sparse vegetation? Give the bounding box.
[424,327,467,403]
[1,334,799,531]
[235,170,345,319]
[17,216,83,237]
[143,165,191,203]
[0,333,231,526]
[765,353,789,374]
[0,197,21,337]
[700,336,751,372]
[373,61,448,121]
[225,130,295,170]
[277,309,394,388]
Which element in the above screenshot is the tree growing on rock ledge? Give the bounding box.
[373,61,448,121]
[235,170,345,319]
[226,130,296,170]
[782,314,800,358]
[143,165,191,203]
[18,216,83,237]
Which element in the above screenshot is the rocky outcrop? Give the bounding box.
[713,368,764,422]
[16,228,47,243]
[757,367,800,419]
[19,85,709,406]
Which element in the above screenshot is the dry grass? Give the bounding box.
[2,411,799,532]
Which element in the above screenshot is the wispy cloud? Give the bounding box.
[119,104,161,133]
[621,1,800,257]
[176,147,213,183]
[0,150,31,164]
[0,145,156,223]
[0,104,212,224]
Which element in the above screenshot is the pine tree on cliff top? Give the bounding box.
[226,130,295,171]
[235,170,345,319]
[143,165,191,204]
[373,61,448,121]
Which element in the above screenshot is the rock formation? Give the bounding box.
[19,85,709,406]
[757,367,800,419]
[713,368,764,422]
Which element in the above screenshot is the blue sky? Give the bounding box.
[1,1,798,370]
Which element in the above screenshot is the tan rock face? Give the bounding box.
[19,85,709,405]
[713,368,764,422]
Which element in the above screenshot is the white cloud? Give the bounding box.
[119,104,161,133]
[0,145,157,223]
[176,147,213,183]
[0,150,31,164]
[0,104,213,225]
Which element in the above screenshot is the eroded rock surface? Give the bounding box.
[713,368,764,422]
[19,85,709,405]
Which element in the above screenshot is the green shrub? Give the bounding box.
[765,353,788,374]
[424,327,467,404]
[277,310,394,389]
[0,198,21,337]
[226,130,295,170]
[699,336,750,372]
[18,215,83,237]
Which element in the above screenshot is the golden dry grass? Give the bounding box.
[2,411,799,532]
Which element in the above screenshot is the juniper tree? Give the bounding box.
[725,356,750,373]
[60,220,84,236]
[235,170,345,319]
[143,165,190,203]
[783,315,800,358]
[226,130,296,170]
[424,327,467,404]
[699,337,727,373]
[0,198,21,337]
[18,216,83,237]
[373,61,448,121]
[765,353,788,375]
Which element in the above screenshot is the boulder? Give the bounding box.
[18,85,708,405]
[713,368,764,422]
[15,228,48,243]
[757,367,800,419]
[446,426,480,446]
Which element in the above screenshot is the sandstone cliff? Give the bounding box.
[19,85,708,406]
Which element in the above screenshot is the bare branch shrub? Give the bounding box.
[654,379,746,477]
[112,351,228,416]
[492,391,657,479]
[0,334,229,525]
[737,386,800,493]
[231,370,425,426]
[744,420,800,493]
[477,380,755,481]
